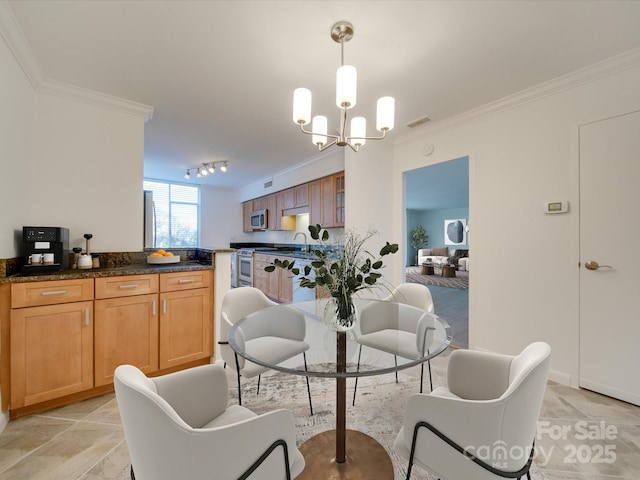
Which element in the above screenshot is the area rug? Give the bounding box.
[406,265,468,290]
[117,361,546,480]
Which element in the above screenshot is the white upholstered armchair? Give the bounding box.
[220,287,313,414]
[114,363,305,480]
[394,342,551,480]
[353,284,436,405]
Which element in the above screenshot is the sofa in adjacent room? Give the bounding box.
[418,247,469,271]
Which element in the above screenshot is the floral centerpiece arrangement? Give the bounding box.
[265,224,399,331]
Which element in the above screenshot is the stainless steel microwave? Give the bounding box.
[250,209,268,229]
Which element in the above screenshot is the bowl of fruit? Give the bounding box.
[147,249,180,264]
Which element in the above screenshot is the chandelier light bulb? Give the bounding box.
[221,162,228,172]
[336,65,357,109]
[376,96,395,132]
[196,168,202,178]
[351,117,366,146]
[312,115,328,146]
[293,88,312,125]
[184,170,190,179]
[208,164,215,174]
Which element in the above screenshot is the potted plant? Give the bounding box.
[410,225,429,264]
[265,224,399,331]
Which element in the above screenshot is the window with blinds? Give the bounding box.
[143,180,200,248]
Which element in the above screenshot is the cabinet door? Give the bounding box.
[334,172,345,227]
[11,301,94,408]
[159,288,212,369]
[282,188,295,209]
[294,184,309,207]
[309,180,322,226]
[321,175,336,228]
[266,268,280,300]
[94,294,159,386]
[253,254,270,296]
[268,194,278,230]
[243,201,253,232]
[279,269,293,304]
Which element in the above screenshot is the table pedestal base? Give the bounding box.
[297,429,394,479]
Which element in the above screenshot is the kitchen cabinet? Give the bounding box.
[309,172,345,228]
[266,266,280,300]
[268,193,279,230]
[10,279,94,409]
[254,253,294,303]
[283,184,309,210]
[159,270,212,369]
[4,268,213,418]
[309,180,322,226]
[243,200,253,232]
[242,172,343,231]
[279,269,293,303]
[94,274,160,387]
[334,172,346,227]
[94,293,158,386]
[253,254,271,296]
[253,196,268,211]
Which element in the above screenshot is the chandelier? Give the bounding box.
[184,161,228,179]
[293,21,395,152]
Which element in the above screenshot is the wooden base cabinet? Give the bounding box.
[159,287,211,369]
[10,300,94,409]
[94,293,159,387]
[4,270,213,418]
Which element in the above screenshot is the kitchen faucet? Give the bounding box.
[294,231,307,253]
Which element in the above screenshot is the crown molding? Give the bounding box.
[397,46,640,144]
[0,1,153,122]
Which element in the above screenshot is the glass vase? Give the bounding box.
[323,296,357,332]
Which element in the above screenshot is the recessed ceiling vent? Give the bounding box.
[264,180,273,188]
[406,116,432,128]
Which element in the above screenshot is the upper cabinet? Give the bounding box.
[242,201,253,232]
[309,172,345,228]
[243,171,344,232]
[282,184,309,214]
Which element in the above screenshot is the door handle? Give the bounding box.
[585,260,613,270]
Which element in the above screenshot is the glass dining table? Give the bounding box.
[228,297,453,479]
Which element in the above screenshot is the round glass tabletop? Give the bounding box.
[228,297,452,379]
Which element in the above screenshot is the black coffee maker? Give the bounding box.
[22,226,70,274]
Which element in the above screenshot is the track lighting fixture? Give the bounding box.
[183,161,230,180]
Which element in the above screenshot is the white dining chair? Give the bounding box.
[352,283,435,405]
[394,342,551,480]
[114,363,305,480]
[220,287,313,414]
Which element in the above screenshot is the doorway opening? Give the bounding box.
[404,156,469,348]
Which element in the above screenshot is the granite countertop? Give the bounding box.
[1,262,213,284]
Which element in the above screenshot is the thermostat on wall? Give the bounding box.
[543,201,569,214]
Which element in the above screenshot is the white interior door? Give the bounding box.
[579,110,640,406]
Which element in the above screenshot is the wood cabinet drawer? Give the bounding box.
[160,270,212,292]
[95,274,159,299]
[11,279,94,308]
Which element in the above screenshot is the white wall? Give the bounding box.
[0,29,32,257]
[373,55,640,386]
[26,93,145,252]
[200,185,243,247]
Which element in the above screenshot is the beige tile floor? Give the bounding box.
[0,361,639,480]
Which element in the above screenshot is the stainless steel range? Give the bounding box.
[235,247,279,287]
[236,248,254,287]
